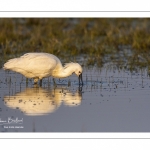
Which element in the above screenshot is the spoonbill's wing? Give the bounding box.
[20,53,58,72]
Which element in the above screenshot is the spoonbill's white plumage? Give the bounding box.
[3,53,83,85]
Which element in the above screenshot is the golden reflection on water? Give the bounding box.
[4,86,82,116]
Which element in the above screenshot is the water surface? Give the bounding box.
[0,65,150,132]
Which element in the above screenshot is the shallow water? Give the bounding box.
[0,65,150,132]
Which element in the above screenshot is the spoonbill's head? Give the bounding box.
[64,62,83,85]
[74,63,83,77]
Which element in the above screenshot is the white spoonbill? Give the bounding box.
[3,53,83,85]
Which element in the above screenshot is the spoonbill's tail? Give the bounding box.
[3,58,19,70]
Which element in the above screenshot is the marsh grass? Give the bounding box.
[0,18,150,70]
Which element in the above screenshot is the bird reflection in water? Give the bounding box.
[4,86,82,116]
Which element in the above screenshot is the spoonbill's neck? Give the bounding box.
[52,64,75,78]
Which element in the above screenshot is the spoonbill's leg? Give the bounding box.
[53,78,57,87]
[26,78,28,87]
[40,79,42,86]
[34,78,39,84]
